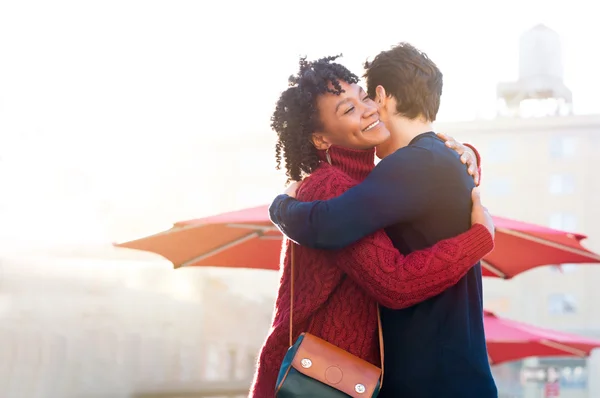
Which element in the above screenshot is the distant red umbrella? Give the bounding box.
[115,205,282,269]
[115,206,600,277]
[483,216,600,278]
[484,310,600,365]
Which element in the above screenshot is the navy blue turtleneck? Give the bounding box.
[269,132,497,398]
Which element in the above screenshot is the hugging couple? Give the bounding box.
[251,43,497,398]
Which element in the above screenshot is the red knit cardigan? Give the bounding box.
[249,146,493,397]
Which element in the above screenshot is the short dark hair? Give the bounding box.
[272,55,359,183]
[363,42,443,121]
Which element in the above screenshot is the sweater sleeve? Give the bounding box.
[332,224,493,309]
[269,146,437,249]
[297,166,494,309]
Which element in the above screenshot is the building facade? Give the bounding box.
[436,114,600,397]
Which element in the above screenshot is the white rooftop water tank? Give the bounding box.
[496,24,572,117]
[518,24,564,81]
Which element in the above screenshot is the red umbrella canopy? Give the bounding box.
[484,310,600,365]
[483,216,600,278]
[116,206,600,277]
[116,205,282,269]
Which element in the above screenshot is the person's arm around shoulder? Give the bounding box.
[331,187,495,309]
[269,146,437,249]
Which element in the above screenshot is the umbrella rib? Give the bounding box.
[539,339,588,357]
[227,223,279,232]
[226,223,282,240]
[178,231,260,268]
[481,260,507,279]
[119,222,276,247]
[114,222,203,246]
[497,227,600,261]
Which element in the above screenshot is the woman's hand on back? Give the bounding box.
[470,188,495,239]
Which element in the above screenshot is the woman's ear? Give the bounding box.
[311,132,332,150]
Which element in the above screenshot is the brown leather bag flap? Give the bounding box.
[291,333,381,397]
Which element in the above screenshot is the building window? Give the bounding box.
[547,293,577,314]
[225,348,237,380]
[204,345,221,380]
[248,353,257,376]
[486,178,512,196]
[548,213,577,232]
[549,174,575,195]
[549,136,577,159]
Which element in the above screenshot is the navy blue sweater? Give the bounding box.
[269,132,497,397]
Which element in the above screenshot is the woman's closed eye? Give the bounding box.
[343,96,371,114]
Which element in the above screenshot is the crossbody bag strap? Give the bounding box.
[377,304,384,387]
[289,243,295,346]
[288,242,384,385]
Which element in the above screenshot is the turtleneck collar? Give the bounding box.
[317,145,375,181]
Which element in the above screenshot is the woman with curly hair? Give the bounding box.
[249,56,495,397]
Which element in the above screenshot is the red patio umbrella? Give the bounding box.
[115,205,282,270]
[114,205,600,277]
[484,216,600,278]
[484,310,600,365]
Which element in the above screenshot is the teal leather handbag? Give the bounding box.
[275,244,384,397]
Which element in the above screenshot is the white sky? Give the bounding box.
[1,0,599,245]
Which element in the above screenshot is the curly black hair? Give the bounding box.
[272,55,359,183]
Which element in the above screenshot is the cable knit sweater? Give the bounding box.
[249,145,494,397]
